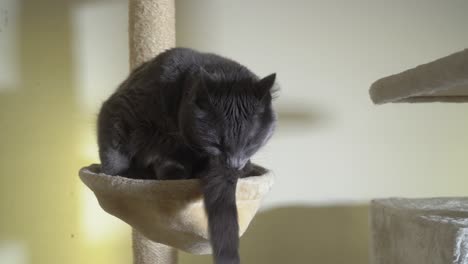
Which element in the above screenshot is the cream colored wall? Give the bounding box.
[176,1,468,263]
[0,1,131,264]
[0,0,467,264]
[176,0,468,206]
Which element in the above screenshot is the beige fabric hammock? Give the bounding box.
[79,164,274,255]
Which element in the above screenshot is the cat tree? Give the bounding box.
[369,48,468,264]
[78,1,274,263]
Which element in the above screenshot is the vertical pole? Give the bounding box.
[132,230,178,264]
[128,0,176,263]
[129,0,176,68]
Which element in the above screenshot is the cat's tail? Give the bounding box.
[201,168,240,264]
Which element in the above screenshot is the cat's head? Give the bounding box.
[179,69,277,170]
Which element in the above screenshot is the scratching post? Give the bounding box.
[133,230,177,264]
[129,0,176,262]
[129,0,176,69]
[369,49,468,264]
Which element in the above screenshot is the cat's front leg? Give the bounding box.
[100,148,131,176]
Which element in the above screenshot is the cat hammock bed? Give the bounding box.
[369,48,468,104]
[369,48,468,264]
[79,164,274,258]
[78,0,275,263]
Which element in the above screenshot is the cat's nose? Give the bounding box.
[227,157,247,170]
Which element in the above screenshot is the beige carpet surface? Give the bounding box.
[370,49,468,104]
[371,197,468,264]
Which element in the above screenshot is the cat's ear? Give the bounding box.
[255,73,276,100]
[193,73,213,111]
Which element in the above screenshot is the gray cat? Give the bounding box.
[97,48,277,264]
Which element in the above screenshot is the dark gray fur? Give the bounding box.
[97,48,277,264]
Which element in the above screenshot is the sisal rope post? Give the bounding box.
[132,230,178,264]
[129,0,176,69]
[128,0,176,263]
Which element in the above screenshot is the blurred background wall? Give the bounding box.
[1,0,467,263]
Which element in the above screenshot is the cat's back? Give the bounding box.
[157,48,254,81]
[113,48,255,99]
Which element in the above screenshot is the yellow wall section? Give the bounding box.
[0,1,131,263]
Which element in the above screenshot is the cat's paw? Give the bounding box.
[241,162,267,178]
[155,162,190,180]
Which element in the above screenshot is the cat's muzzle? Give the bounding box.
[226,157,248,170]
